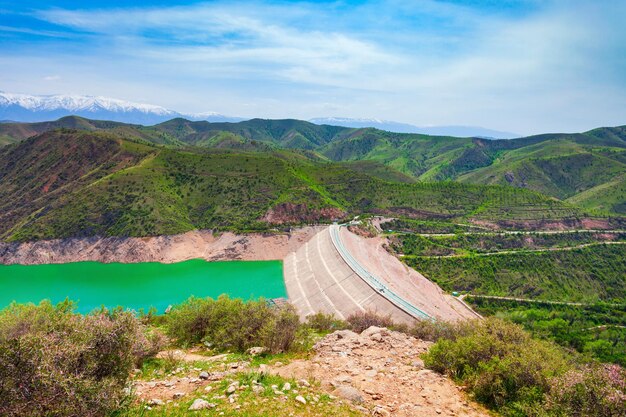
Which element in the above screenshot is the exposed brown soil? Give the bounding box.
[0,227,322,265]
[262,203,345,224]
[471,217,620,231]
[372,207,454,220]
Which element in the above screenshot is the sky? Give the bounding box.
[1,0,625,135]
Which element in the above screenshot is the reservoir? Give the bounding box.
[0,259,285,313]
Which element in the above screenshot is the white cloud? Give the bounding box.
[2,0,624,134]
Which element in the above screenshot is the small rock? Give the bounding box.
[199,371,209,380]
[247,346,267,355]
[204,385,213,392]
[298,379,311,387]
[411,359,424,368]
[253,385,264,394]
[147,399,164,407]
[332,386,364,404]
[172,392,185,399]
[335,375,352,384]
[188,399,212,411]
[374,406,391,416]
[295,395,307,405]
[282,382,291,391]
[274,361,284,367]
[226,385,237,395]
[435,408,442,414]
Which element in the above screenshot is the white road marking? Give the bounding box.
[290,251,315,316]
[304,238,345,319]
[317,231,365,312]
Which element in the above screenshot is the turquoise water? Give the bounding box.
[0,259,285,313]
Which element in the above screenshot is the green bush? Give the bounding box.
[346,310,395,333]
[305,312,348,333]
[546,363,626,417]
[165,295,300,353]
[423,318,572,415]
[409,318,473,342]
[0,300,161,417]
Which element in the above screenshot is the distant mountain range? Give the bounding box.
[309,117,520,139]
[0,92,244,125]
[0,92,518,138]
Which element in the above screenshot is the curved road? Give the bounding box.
[329,224,433,320]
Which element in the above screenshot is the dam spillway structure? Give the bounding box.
[283,224,479,323]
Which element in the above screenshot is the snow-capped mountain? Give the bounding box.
[309,117,520,139]
[0,92,519,138]
[0,92,244,125]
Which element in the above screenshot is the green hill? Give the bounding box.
[1,117,625,215]
[0,129,584,241]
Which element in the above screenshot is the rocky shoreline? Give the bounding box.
[0,227,323,265]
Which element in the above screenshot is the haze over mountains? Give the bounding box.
[1,92,519,138]
[309,117,520,139]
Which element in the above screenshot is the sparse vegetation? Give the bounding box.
[424,318,574,416]
[0,300,163,417]
[165,295,300,353]
[1,299,624,417]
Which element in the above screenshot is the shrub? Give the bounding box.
[346,310,394,333]
[0,300,160,417]
[423,317,572,415]
[165,295,300,353]
[546,363,626,417]
[306,312,347,333]
[409,318,472,342]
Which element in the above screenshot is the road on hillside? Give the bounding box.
[329,224,433,320]
[401,241,626,259]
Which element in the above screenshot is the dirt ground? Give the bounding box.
[134,327,492,416]
[274,327,491,417]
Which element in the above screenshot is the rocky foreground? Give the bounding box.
[134,327,490,416]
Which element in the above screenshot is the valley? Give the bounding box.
[1,116,625,417]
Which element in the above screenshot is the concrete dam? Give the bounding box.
[283,225,479,323]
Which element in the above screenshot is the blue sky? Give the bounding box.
[1,0,625,134]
